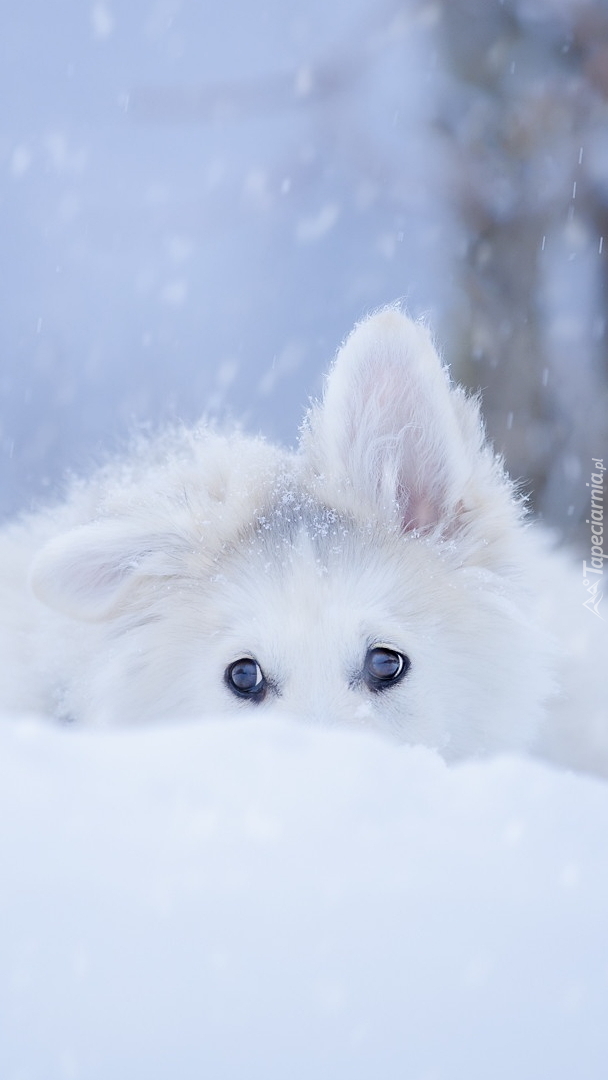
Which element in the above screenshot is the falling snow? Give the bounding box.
[1,1,607,1076]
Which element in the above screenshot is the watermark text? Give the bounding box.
[582,457,605,618]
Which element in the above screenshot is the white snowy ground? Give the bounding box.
[1,716,607,1080]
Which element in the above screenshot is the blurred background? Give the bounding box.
[1,0,606,542]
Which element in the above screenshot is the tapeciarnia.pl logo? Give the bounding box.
[582,457,605,619]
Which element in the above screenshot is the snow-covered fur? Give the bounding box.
[0,309,605,773]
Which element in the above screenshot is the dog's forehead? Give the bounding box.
[253,489,353,551]
[246,488,383,574]
[218,486,433,620]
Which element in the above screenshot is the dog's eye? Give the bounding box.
[225,658,266,702]
[364,646,410,691]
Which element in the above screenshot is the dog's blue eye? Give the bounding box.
[225,658,266,701]
[364,646,410,691]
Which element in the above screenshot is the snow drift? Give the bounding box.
[1,714,607,1080]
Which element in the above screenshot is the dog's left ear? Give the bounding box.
[29,520,195,621]
[303,308,481,533]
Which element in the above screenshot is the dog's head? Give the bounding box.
[29,310,554,753]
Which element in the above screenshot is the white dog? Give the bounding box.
[0,310,605,773]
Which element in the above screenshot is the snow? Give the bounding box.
[1,714,607,1079]
[1,3,607,1070]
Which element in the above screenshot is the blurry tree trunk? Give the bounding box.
[435,0,608,539]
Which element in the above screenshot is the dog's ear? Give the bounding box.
[304,308,478,533]
[30,520,193,621]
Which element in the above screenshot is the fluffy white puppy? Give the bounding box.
[0,310,605,773]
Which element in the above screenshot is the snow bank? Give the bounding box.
[1,715,607,1080]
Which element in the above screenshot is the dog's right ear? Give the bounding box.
[30,520,193,622]
[302,308,479,534]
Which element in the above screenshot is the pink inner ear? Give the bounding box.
[403,493,440,533]
[401,488,468,538]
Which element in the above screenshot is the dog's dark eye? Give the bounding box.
[225,658,266,702]
[364,646,410,691]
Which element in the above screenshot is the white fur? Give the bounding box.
[0,309,605,773]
